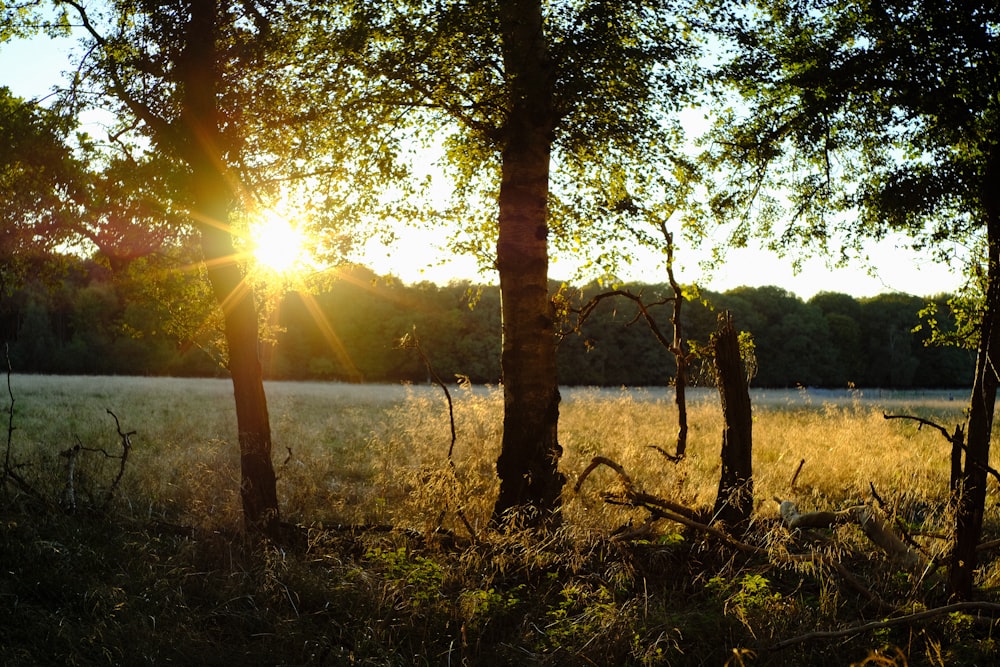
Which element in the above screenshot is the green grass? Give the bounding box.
[2,376,997,665]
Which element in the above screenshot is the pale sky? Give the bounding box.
[1,35,969,301]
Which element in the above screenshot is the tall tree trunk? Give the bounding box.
[490,0,565,527]
[664,228,688,458]
[183,0,279,535]
[949,143,1000,599]
[712,311,754,535]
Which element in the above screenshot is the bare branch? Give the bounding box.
[769,602,1000,651]
[103,409,134,508]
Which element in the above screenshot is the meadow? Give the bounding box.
[2,375,997,665]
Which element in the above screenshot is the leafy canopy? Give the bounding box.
[706,0,1000,268]
[339,0,705,279]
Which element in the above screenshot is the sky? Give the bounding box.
[1,34,969,301]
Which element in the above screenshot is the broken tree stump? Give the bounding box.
[712,311,754,534]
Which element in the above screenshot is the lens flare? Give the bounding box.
[250,212,308,276]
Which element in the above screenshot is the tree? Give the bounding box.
[708,0,1000,598]
[176,0,279,532]
[4,0,352,534]
[859,294,922,388]
[716,286,834,386]
[711,311,753,534]
[0,87,80,282]
[347,0,700,526]
[6,0,417,532]
[809,292,865,385]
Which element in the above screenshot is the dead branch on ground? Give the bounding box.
[575,455,770,556]
[778,499,929,572]
[768,601,1000,651]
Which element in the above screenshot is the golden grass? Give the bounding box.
[5,376,999,665]
[4,375,982,538]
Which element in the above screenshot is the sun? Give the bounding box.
[249,211,310,277]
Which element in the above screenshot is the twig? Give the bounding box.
[1,343,41,501]
[883,412,981,488]
[789,458,805,490]
[399,327,476,544]
[401,327,456,459]
[103,409,134,509]
[3,342,13,479]
[769,602,1000,651]
[869,481,886,509]
[647,444,683,463]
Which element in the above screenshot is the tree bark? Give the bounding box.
[712,311,754,534]
[949,141,1000,599]
[182,0,279,535]
[665,229,688,458]
[490,0,565,528]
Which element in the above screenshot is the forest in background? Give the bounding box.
[0,255,973,389]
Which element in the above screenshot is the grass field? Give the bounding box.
[2,375,997,665]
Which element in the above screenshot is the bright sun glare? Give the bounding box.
[250,212,309,277]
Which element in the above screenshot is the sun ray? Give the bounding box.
[296,289,363,382]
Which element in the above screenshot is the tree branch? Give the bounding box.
[769,602,1000,651]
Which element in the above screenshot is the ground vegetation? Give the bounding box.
[1,375,996,665]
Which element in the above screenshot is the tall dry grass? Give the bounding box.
[4,375,982,538]
[7,375,999,665]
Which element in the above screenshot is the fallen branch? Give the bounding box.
[976,538,1000,552]
[576,456,702,522]
[769,601,1000,651]
[577,455,772,556]
[779,499,857,530]
[778,500,928,571]
[603,495,769,555]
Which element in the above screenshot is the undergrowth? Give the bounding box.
[2,377,999,665]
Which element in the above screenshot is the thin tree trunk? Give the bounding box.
[490,0,565,528]
[949,143,1000,599]
[664,228,688,458]
[712,311,754,534]
[183,0,279,535]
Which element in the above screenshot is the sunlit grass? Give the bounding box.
[4,375,997,665]
[4,376,977,534]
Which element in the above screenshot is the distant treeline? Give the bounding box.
[0,260,974,388]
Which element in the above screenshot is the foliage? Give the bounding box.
[0,87,80,278]
[704,0,999,291]
[0,253,976,388]
[338,0,704,279]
